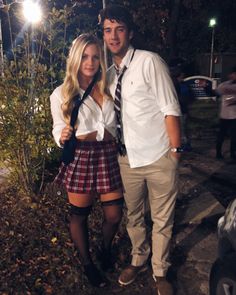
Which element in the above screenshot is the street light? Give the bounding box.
[209,18,216,78]
[0,0,42,75]
[23,0,42,24]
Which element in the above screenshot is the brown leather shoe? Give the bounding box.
[155,276,174,295]
[118,264,148,286]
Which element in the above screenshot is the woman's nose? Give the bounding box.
[87,57,93,64]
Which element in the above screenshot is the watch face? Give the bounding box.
[171,147,184,153]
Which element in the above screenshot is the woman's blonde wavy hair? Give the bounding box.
[61,33,109,122]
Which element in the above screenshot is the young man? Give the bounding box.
[215,66,236,161]
[99,5,181,295]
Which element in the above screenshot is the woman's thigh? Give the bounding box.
[68,192,94,207]
[100,189,123,202]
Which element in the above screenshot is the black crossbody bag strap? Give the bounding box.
[61,71,99,166]
[70,71,98,128]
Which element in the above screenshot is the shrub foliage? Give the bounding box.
[0,3,95,197]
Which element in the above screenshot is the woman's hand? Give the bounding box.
[59,125,73,145]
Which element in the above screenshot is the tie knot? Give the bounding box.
[116,65,127,78]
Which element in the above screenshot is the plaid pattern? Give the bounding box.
[54,141,123,194]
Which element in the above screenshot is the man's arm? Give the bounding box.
[165,115,181,159]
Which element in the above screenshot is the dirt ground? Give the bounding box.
[0,100,236,295]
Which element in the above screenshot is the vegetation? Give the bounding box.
[0,2,96,197]
[0,0,235,197]
[0,98,233,295]
[0,1,235,294]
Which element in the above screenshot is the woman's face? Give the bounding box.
[78,43,100,81]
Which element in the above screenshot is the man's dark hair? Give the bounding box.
[99,5,134,32]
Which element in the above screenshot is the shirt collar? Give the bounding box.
[113,46,135,73]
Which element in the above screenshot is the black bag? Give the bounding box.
[61,74,98,165]
[61,132,78,166]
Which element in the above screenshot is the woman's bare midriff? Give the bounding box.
[76,130,114,141]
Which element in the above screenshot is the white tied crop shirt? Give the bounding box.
[107,46,181,168]
[50,85,116,147]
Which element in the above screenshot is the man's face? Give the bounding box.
[103,19,133,59]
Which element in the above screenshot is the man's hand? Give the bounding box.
[59,125,73,145]
[165,115,181,152]
[170,151,181,160]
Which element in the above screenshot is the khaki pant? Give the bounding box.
[119,150,179,276]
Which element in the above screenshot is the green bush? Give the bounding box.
[0,3,96,197]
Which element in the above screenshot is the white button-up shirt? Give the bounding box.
[217,80,236,120]
[107,46,181,168]
[50,85,116,147]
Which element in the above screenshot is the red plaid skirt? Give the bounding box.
[54,140,123,194]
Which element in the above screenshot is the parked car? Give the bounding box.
[209,198,236,295]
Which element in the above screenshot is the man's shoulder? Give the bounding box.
[219,80,230,86]
[135,49,160,59]
[133,49,164,67]
[218,80,236,90]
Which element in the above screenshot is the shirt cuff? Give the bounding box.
[53,131,64,148]
[161,103,181,117]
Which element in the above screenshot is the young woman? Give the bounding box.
[50,34,124,288]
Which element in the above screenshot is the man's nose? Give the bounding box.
[111,29,118,39]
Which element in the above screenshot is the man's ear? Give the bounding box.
[129,30,134,40]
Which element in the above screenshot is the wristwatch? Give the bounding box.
[171,147,184,153]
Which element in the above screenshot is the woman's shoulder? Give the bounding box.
[50,85,63,102]
[51,84,63,96]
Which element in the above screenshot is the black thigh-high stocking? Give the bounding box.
[69,204,106,287]
[69,205,92,265]
[100,198,124,270]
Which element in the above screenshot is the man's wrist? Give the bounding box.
[171,147,184,153]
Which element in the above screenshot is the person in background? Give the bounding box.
[99,5,181,295]
[169,61,193,151]
[215,66,236,161]
[50,34,124,288]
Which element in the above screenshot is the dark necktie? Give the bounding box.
[114,66,127,156]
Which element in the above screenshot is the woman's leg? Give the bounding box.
[99,190,124,270]
[68,192,94,265]
[68,192,106,287]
